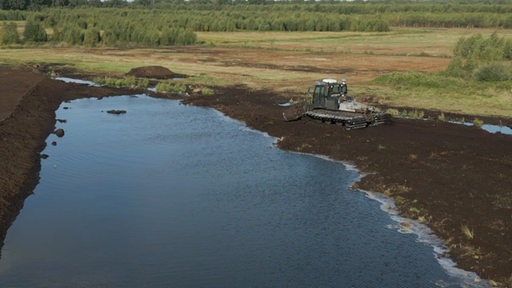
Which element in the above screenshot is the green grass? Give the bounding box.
[93,76,149,88]
[155,81,187,94]
[198,28,512,57]
[371,71,512,118]
[461,224,475,240]
[2,29,512,118]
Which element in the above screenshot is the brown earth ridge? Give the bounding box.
[1,66,511,286]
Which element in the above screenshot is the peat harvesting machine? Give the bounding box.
[283,78,391,130]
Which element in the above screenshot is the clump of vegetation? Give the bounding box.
[405,110,425,119]
[475,62,511,82]
[0,22,20,44]
[385,108,424,119]
[385,108,400,117]
[446,32,512,82]
[472,118,484,127]
[155,81,187,94]
[23,18,47,42]
[201,87,214,96]
[93,76,149,88]
[461,224,475,240]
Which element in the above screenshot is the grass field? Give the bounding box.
[1,27,511,118]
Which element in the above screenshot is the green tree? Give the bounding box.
[101,29,117,46]
[0,22,20,44]
[23,20,47,42]
[4,0,28,10]
[176,29,196,45]
[83,27,100,46]
[447,32,512,81]
[475,62,511,82]
[160,27,177,45]
[58,24,83,45]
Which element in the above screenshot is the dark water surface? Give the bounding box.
[0,95,486,287]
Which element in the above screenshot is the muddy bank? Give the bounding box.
[1,68,511,286]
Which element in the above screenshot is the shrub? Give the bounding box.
[137,78,149,88]
[472,118,484,127]
[475,62,511,82]
[447,32,512,81]
[386,108,400,117]
[406,110,424,119]
[23,20,47,42]
[0,22,20,44]
[57,25,84,45]
[461,224,474,240]
[93,76,141,87]
[155,81,187,94]
[83,27,101,47]
[201,87,214,96]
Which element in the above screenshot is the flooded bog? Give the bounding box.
[0,95,487,287]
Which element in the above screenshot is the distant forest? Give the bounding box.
[1,1,512,47]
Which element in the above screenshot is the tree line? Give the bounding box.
[1,7,390,47]
[0,9,199,46]
[2,0,512,12]
[1,1,512,29]
[1,1,512,47]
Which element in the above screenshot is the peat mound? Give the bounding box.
[126,66,186,79]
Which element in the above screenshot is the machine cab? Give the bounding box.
[311,79,343,110]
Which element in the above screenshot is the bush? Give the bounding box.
[137,78,149,88]
[83,27,100,47]
[0,22,20,44]
[57,25,84,45]
[447,32,512,81]
[385,108,400,117]
[350,17,390,32]
[472,118,484,127]
[201,87,214,96]
[23,20,47,42]
[155,81,187,94]
[93,76,139,87]
[475,62,511,82]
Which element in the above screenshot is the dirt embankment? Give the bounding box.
[1,67,511,286]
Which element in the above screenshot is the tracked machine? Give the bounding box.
[283,79,391,130]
